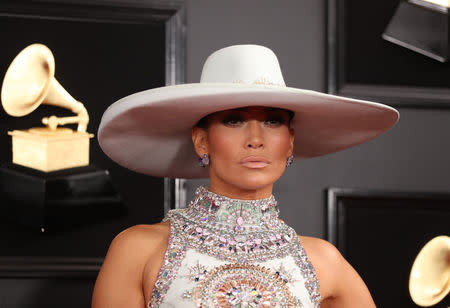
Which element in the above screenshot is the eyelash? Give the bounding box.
[264,118,285,126]
[222,117,285,126]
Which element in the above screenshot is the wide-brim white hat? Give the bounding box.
[98,44,399,179]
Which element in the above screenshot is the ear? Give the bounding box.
[192,126,209,157]
[288,128,295,156]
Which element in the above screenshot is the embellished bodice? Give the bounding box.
[148,186,321,307]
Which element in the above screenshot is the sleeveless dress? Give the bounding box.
[148,186,321,307]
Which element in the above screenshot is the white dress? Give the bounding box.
[148,186,321,307]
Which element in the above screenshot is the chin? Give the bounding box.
[231,174,278,192]
[211,165,285,193]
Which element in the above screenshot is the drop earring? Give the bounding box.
[286,154,294,167]
[198,154,210,167]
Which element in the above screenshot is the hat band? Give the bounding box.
[231,77,285,87]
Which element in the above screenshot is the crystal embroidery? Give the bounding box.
[275,262,298,284]
[148,186,321,308]
[182,262,303,307]
[192,263,301,307]
[186,261,208,282]
[148,219,186,307]
[293,237,321,305]
[169,210,297,263]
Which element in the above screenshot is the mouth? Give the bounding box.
[240,156,270,168]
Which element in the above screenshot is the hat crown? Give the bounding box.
[200,45,286,87]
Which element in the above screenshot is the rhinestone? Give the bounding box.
[149,186,321,308]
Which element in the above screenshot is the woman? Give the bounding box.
[92,45,399,307]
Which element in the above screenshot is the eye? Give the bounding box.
[222,115,244,126]
[264,116,286,126]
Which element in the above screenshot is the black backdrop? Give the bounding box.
[0,12,165,257]
[345,0,450,88]
[328,0,450,107]
[327,189,450,308]
[0,1,174,306]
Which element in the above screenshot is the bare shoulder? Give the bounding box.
[297,236,337,300]
[107,222,171,262]
[108,222,172,278]
[114,222,170,250]
[298,235,339,261]
[298,235,376,308]
[92,222,170,308]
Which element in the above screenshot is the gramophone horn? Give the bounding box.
[409,235,450,307]
[1,43,88,131]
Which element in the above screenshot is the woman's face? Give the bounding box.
[192,106,295,198]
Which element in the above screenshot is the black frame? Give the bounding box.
[327,0,450,108]
[0,0,185,279]
[326,187,450,307]
[326,187,450,248]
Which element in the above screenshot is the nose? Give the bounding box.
[245,120,264,149]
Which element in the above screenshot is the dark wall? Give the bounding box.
[0,3,168,307]
[0,279,94,308]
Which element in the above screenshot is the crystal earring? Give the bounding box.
[198,154,210,167]
[286,154,294,167]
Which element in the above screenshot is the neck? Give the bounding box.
[208,177,274,200]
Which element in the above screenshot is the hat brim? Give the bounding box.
[98,83,399,178]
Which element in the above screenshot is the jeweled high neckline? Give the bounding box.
[186,186,280,232]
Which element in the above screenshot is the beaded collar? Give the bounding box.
[165,186,293,264]
[186,186,280,232]
[154,186,322,307]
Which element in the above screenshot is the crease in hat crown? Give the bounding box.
[199,45,286,87]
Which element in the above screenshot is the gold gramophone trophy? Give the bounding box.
[2,43,93,171]
[409,235,450,307]
[0,44,124,232]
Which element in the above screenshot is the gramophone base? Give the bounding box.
[0,163,125,232]
[8,129,94,172]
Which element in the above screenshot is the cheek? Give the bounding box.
[207,128,241,161]
[268,131,292,159]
